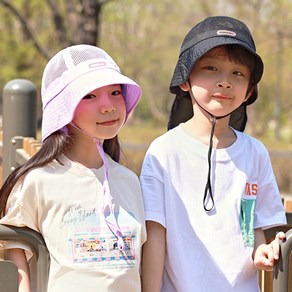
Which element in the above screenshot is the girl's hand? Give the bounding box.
[253,231,286,271]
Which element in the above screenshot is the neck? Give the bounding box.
[65,132,104,169]
[183,113,236,149]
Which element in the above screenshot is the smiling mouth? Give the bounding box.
[97,119,118,126]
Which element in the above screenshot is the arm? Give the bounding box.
[253,228,285,271]
[4,248,31,292]
[142,221,166,292]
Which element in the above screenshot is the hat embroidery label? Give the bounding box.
[217,30,236,37]
[88,61,107,68]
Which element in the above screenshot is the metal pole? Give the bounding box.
[273,228,292,292]
[0,224,49,292]
[2,79,37,181]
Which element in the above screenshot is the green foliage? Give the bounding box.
[0,0,292,141]
[0,0,291,193]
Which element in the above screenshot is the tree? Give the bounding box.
[0,0,112,60]
[0,0,112,118]
[0,0,291,136]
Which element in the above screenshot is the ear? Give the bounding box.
[179,81,190,92]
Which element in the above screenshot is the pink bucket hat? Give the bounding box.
[41,44,142,141]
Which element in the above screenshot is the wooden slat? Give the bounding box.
[285,200,292,212]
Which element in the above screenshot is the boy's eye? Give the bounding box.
[83,94,96,99]
[233,71,244,76]
[205,65,217,71]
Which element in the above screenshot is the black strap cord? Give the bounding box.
[187,84,226,212]
[187,81,253,212]
[203,116,216,211]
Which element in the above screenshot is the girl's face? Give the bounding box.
[180,47,252,118]
[72,84,126,140]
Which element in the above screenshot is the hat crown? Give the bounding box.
[181,16,256,55]
[41,45,120,109]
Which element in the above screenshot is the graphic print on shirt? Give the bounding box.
[59,204,139,269]
[240,182,257,247]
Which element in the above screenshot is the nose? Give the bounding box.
[216,72,232,89]
[100,96,116,114]
[216,80,232,89]
[102,106,116,113]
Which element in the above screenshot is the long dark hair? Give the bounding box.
[0,131,120,217]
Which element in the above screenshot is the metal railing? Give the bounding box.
[273,228,292,292]
[0,224,49,292]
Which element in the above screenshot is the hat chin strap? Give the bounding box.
[188,87,232,212]
[69,122,126,252]
[188,86,231,121]
[188,82,252,211]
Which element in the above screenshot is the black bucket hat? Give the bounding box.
[168,16,264,131]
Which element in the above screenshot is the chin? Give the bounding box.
[96,132,118,141]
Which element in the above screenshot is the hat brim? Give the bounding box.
[42,68,141,141]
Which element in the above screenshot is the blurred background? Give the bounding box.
[0,0,291,195]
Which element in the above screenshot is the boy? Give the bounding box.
[141,16,286,292]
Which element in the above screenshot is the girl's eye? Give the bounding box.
[112,90,122,96]
[83,94,96,100]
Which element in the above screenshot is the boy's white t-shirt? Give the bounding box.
[140,124,286,292]
[0,155,146,292]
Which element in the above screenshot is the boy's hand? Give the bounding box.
[253,231,286,271]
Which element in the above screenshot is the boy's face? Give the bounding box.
[180,47,253,118]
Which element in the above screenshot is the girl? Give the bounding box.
[141,16,286,292]
[0,44,146,291]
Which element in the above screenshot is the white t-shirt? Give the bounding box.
[1,155,146,292]
[140,124,286,292]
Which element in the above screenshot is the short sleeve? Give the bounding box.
[254,178,287,230]
[0,174,40,232]
[254,152,287,229]
[0,240,33,261]
[140,148,166,228]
